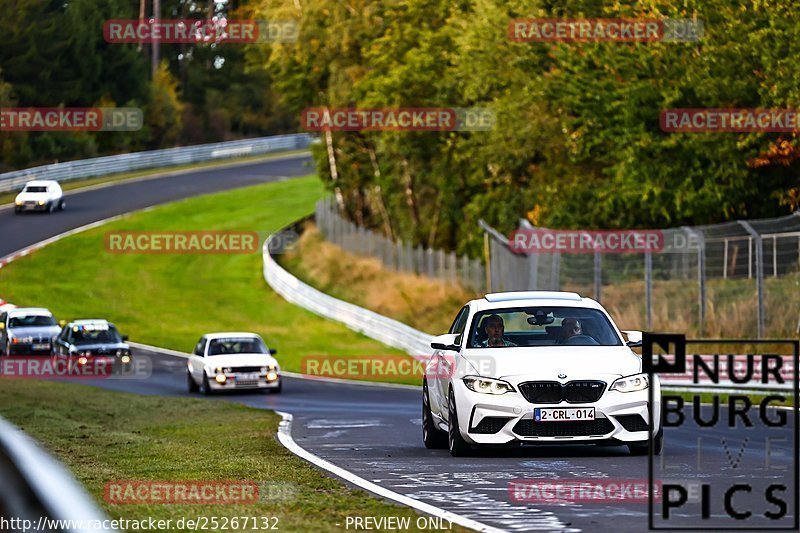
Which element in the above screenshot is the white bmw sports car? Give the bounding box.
[187,332,281,394]
[422,291,662,456]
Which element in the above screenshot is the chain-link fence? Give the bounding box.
[315,198,486,291]
[480,212,800,338]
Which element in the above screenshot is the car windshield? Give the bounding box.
[207,337,268,355]
[72,324,122,345]
[8,315,57,328]
[466,307,622,348]
[24,186,47,193]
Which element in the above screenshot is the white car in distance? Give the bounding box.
[422,291,662,456]
[14,180,65,214]
[187,332,281,394]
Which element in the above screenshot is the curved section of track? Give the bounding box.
[4,155,794,532]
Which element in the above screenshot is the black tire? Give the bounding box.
[14,207,21,214]
[47,202,55,214]
[187,371,199,393]
[447,388,471,457]
[423,380,447,449]
[628,428,663,456]
[200,373,213,395]
[268,380,282,394]
[58,199,65,210]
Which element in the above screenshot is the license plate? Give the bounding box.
[237,372,261,380]
[534,407,595,422]
[32,343,49,350]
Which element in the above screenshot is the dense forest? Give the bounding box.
[261,0,800,255]
[2,1,799,257]
[0,0,293,171]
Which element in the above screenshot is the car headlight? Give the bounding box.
[15,200,22,205]
[610,373,649,393]
[214,367,232,374]
[37,200,46,205]
[463,376,515,395]
[120,355,131,364]
[215,374,227,383]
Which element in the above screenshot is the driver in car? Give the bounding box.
[558,318,583,344]
[480,314,517,347]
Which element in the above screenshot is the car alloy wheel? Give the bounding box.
[447,388,471,456]
[422,380,447,449]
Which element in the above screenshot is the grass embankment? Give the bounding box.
[0,380,459,532]
[0,175,420,384]
[280,223,477,335]
[0,149,310,206]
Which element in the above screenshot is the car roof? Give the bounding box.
[473,291,604,312]
[204,332,262,340]
[8,308,54,317]
[70,319,111,325]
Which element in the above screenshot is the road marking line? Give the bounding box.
[275,410,509,533]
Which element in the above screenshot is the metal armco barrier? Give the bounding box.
[0,417,116,532]
[0,133,314,193]
[263,221,796,390]
[263,226,434,357]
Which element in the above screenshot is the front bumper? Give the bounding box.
[15,202,48,212]
[453,378,660,445]
[208,373,281,391]
[7,341,53,355]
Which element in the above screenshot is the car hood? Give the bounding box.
[8,326,61,338]
[203,353,279,368]
[462,346,642,381]
[15,192,49,202]
[74,342,129,351]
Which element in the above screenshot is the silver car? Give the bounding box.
[0,308,62,355]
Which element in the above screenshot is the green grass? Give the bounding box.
[0,149,310,206]
[0,175,417,384]
[0,380,461,532]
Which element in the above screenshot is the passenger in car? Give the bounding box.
[479,314,518,347]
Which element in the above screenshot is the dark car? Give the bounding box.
[52,319,132,374]
[0,308,62,355]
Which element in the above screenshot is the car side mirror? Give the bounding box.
[59,320,67,327]
[622,330,643,347]
[269,349,277,355]
[122,335,129,341]
[430,333,460,352]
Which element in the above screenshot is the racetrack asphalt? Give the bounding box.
[2,155,796,532]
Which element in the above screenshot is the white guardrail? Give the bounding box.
[0,133,314,194]
[0,417,116,532]
[263,228,797,391]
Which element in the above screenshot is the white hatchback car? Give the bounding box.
[422,291,662,456]
[14,180,65,213]
[187,332,281,394]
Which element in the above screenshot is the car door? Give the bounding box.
[432,306,470,417]
[52,327,70,358]
[0,313,7,348]
[189,337,207,382]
